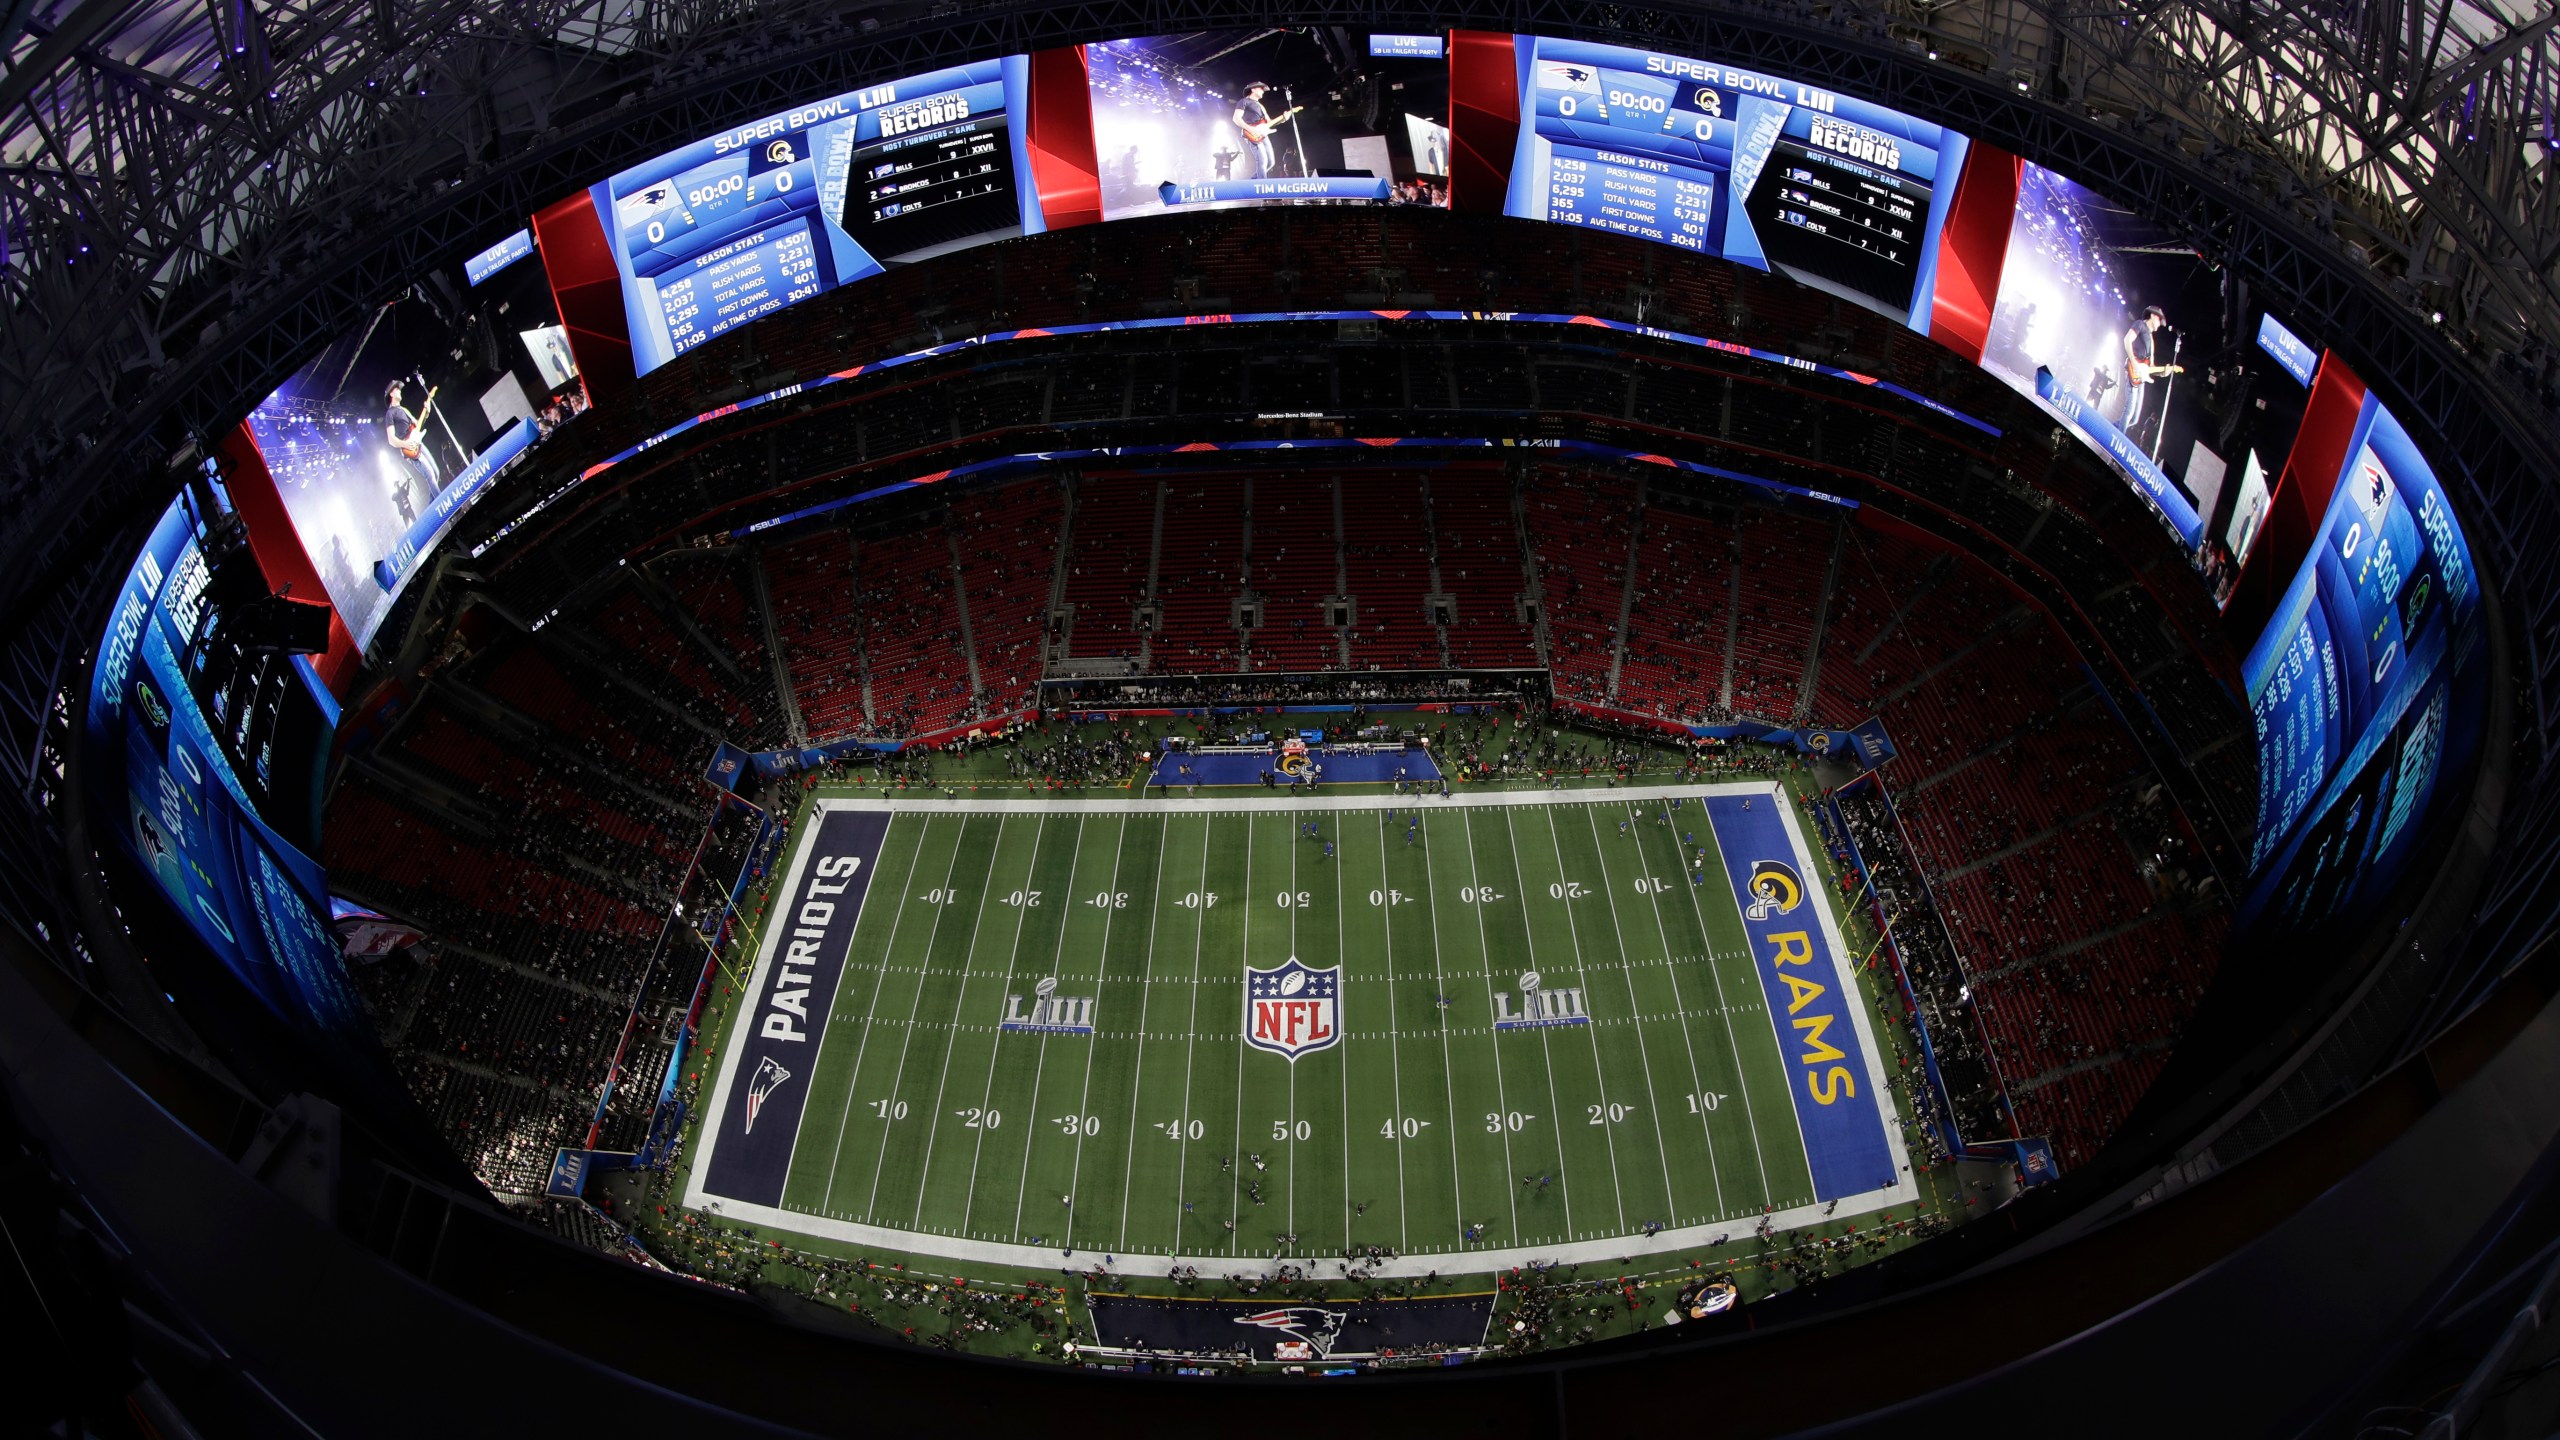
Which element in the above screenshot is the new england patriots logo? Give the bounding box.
[743,1055,792,1134]
[1234,1306,1349,1359]
[1744,858,1804,921]
[1245,957,1341,1062]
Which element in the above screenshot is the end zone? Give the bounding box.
[690,807,893,1210]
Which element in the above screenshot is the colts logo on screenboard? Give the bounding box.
[1235,1306,1348,1360]
[1495,969,1589,1029]
[1745,859,1805,921]
[1001,974,1097,1034]
[1245,957,1341,1061]
[743,1055,792,1134]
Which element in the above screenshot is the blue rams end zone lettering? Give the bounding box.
[1702,792,1897,1202]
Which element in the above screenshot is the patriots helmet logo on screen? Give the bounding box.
[1244,957,1342,1061]
[1745,858,1805,921]
[743,1055,793,1134]
[1234,1306,1349,1358]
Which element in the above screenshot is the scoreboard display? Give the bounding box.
[2240,392,2484,927]
[1504,38,1968,330]
[593,59,1039,377]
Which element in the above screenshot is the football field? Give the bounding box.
[684,782,1914,1277]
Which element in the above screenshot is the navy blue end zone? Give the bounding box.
[699,807,890,1208]
[1702,793,1899,1203]
[1148,746,1444,787]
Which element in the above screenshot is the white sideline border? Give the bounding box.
[683,780,1921,1277]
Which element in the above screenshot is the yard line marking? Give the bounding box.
[1563,805,1681,1224]
[815,813,935,1215]
[1416,809,1469,1243]
[906,814,1037,1225]
[1220,814,1257,1256]
[1337,808,1352,1249]
[1669,808,1777,1204]
[1156,815,1216,1251]
[861,814,1002,1225]
[1001,813,1108,1237]
[1374,810,1412,1252]
[1287,810,1301,1241]
[1494,805,1589,1239]
[1589,804,1730,1218]
[1532,806,1631,1233]
[1453,809,1521,1242]
[1113,813,1191,1250]
[1058,814,1136,1250]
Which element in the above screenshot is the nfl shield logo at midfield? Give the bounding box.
[1244,957,1341,1061]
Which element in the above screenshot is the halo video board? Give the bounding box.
[593,59,1044,375]
[1500,37,1969,330]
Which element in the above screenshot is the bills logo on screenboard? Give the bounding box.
[1245,957,1340,1061]
[699,807,889,1207]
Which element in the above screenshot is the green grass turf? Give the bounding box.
[753,791,1828,1263]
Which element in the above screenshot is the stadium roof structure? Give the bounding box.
[8,0,2560,1431]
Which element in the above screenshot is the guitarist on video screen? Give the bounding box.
[2119,304,2181,454]
[383,377,441,525]
[1231,82,1303,180]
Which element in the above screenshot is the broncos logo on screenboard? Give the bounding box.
[1744,858,1804,921]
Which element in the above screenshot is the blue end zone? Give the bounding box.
[701,807,891,1207]
[1148,747,1444,787]
[1701,793,1899,1202]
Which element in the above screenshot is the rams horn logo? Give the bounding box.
[1744,859,1804,921]
[743,1055,792,1134]
[1278,752,1312,777]
[1234,1306,1349,1358]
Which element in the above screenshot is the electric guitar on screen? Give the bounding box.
[391,385,439,461]
[2124,358,2184,387]
[1237,106,1305,145]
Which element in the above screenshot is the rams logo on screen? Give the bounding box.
[1745,858,1804,920]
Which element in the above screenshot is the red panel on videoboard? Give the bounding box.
[1025,46,1103,230]
[1447,31,1520,214]
[531,190,636,417]
[2223,352,2368,642]
[216,422,359,691]
[1927,143,2021,362]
